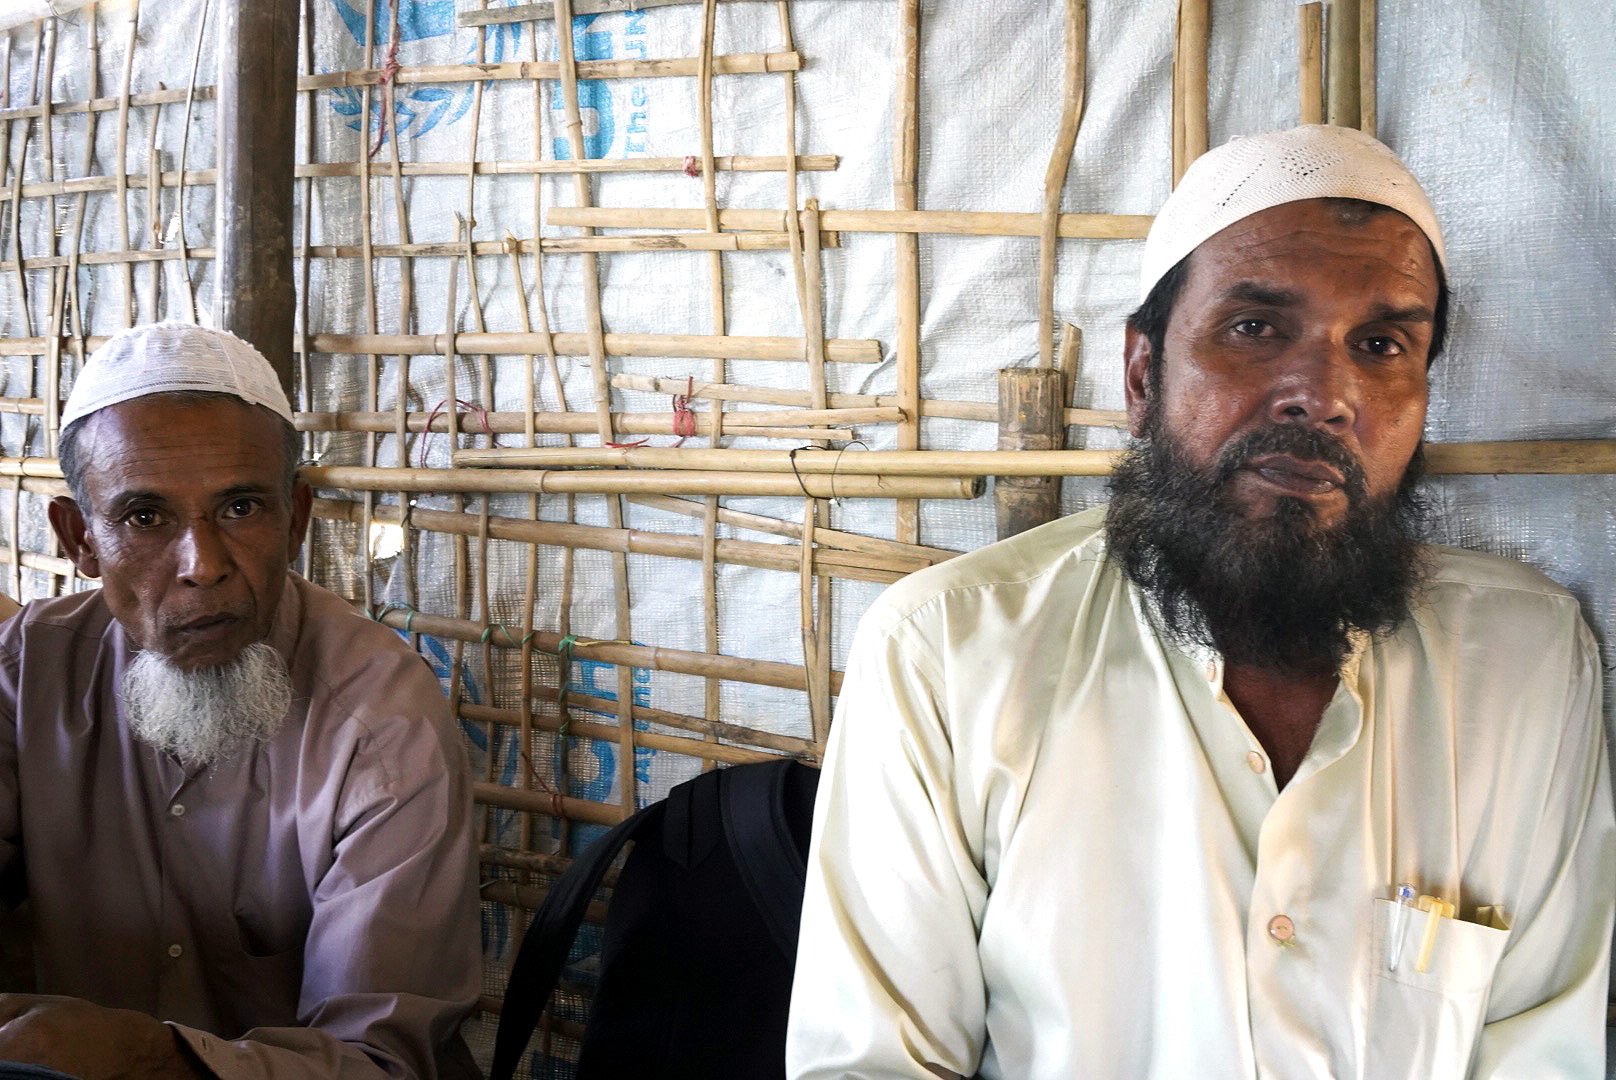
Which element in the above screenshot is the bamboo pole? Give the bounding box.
[312,497,932,588]
[297,409,857,442]
[549,204,1153,239]
[556,0,638,816]
[697,0,727,759]
[297,53,801,92]
[1326,0,1362,129]
[1360,0,1377,136]
[303,464,986,499]
[893,0,922,545]
[369,606,844,696]
[1299,3,1324,126]
[996,370,1068,539]
[462,0,751,24]
[1172,0,1210,187]
[307,330,880,363]
[450,447,1115,476]
[1039,0,1086,367]
[112,0,138,322]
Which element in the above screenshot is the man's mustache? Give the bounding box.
[1211,424,1368,503]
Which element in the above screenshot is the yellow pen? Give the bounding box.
[1415,894,1456,973]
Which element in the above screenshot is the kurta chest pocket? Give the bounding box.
[1363,897,1510,1080]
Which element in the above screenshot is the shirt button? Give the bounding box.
[167,943,184,958]
[169,803,186,817]
[1246,751,1267,774]
[1205,661,1217,681]
[1267,914,1296,943]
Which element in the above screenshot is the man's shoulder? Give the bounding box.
[285,576,450,716]
[1409,543,1590,656]
[0,588,111,658]
[1419,543,1581,613]
[862,505,1114,634]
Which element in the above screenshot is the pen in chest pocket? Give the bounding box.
[1415,894,1457,973]
[1385,882,1416,971]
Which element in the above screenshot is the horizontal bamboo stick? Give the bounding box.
[0,85,209,124]
[369,605,843,694]
[0,156,839,205]
[474,780,624,826]
[297,411,855,442]
[627,493,959,564]
[0,398,46,415]
[0,459,63,479]
[461,701,783,767]
[299,52,800,92]
[301,231,841,260]
[308,330,881,363]
[1423,440,1616,474]
[549,205,1154,240]
[312,496,927,584]
[461,0,750,25]
[1,247,217,274]
[304,463,985,499]
[0,546,77,578]
[453,446,1124,476]
[464,682,817,758]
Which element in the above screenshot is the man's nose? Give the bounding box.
[176,521,232,587]
[1266,340,1358,430]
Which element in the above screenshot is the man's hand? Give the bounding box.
[0,995,211,1079]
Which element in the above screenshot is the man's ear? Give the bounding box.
[286,480,314,564]
[48,496,102,579]
[1123,325,1154,439]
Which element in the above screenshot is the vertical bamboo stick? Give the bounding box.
[382,8,420,637]
[36,18,58,479]
[697,0,727,757]
[996,368,1065,539]
[1172,0,1209,187]
[4,23,40,344]
[141,103,160,322]
[1326,0,1361,129]
[173,0,209,325]
[56,4,98,466]
[1038,0,1085,370]
[356,0,381,614]
[1298,3,1324,126]
[1359,0,1377,136]
[555,0,639,817]
[797,198,832,744]
[112,0,138,324]
[1057,322,1081,449]
[295,0,314,579]
[892,0,921,544]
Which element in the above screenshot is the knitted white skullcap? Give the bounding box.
[62,321,294,431]
[1138,124,1445,302]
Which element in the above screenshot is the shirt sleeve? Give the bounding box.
[171,681,482,1080]
[787,603,989,1080]
[1470,618,1615,1078]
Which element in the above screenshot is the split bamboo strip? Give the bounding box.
[549,204,1153,239]
[463,701,783,768]
[3,23,38,345]
[453,447,1110,476]
[612,372,1128,428]
[892,0,922,545]
[0,246,219,273]
[172,0,210,325]
[354,0,382,616]
[461,0,751,24]
[555,0,639,816]
[1172,0,1209,186]
[1299,3,1324,126]
[0,167,214,202]
[59,7,96,370]
[368,605,844,696]
[297,52,802,92]
[1326,0,1362,129]
[794,198,834,741]
[0,400,46,415]
[626,493,958,565]
[1422,441,1616,475]
[0,83,207,124]
[1360,0,1377,136]
[1039,0,1086,368]
[465,684,815,758]
[1057,323,1083,412]
[304,464,985,499]
[308,331,881,363]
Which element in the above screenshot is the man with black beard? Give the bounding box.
[789,126,1613,1080]
[0,323,480,1078]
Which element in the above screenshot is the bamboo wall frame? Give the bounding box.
[1,2,1613,1071]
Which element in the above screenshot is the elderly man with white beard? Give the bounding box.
[0,322,480,1079]
[788,126,1614,1079]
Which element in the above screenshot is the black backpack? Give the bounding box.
[490,758,820,1080]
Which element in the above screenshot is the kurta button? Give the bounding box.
[1267,915,1295,943]
[1205,661,1217,681]
[1246,751,1267,774]
[169,803,185,817]
[167,943,184,958]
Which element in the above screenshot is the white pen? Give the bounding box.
[1386,882,1416,971]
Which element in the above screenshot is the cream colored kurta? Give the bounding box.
[788,506,1613,1080]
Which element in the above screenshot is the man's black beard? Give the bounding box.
[1105,407,1430,673]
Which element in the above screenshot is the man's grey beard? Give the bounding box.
[120,642,293,767]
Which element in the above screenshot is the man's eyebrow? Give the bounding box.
[1366,303,1434,324]
[1216,282,1303,308]
[99,489,166,516]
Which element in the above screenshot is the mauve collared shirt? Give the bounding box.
[0,573,481,1078]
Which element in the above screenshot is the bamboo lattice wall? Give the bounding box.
[3,1,1615,1075]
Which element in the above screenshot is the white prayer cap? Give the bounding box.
[1138,124,1446,302]
[62,321,294,431]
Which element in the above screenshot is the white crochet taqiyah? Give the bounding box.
[1139,124,1447,302]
